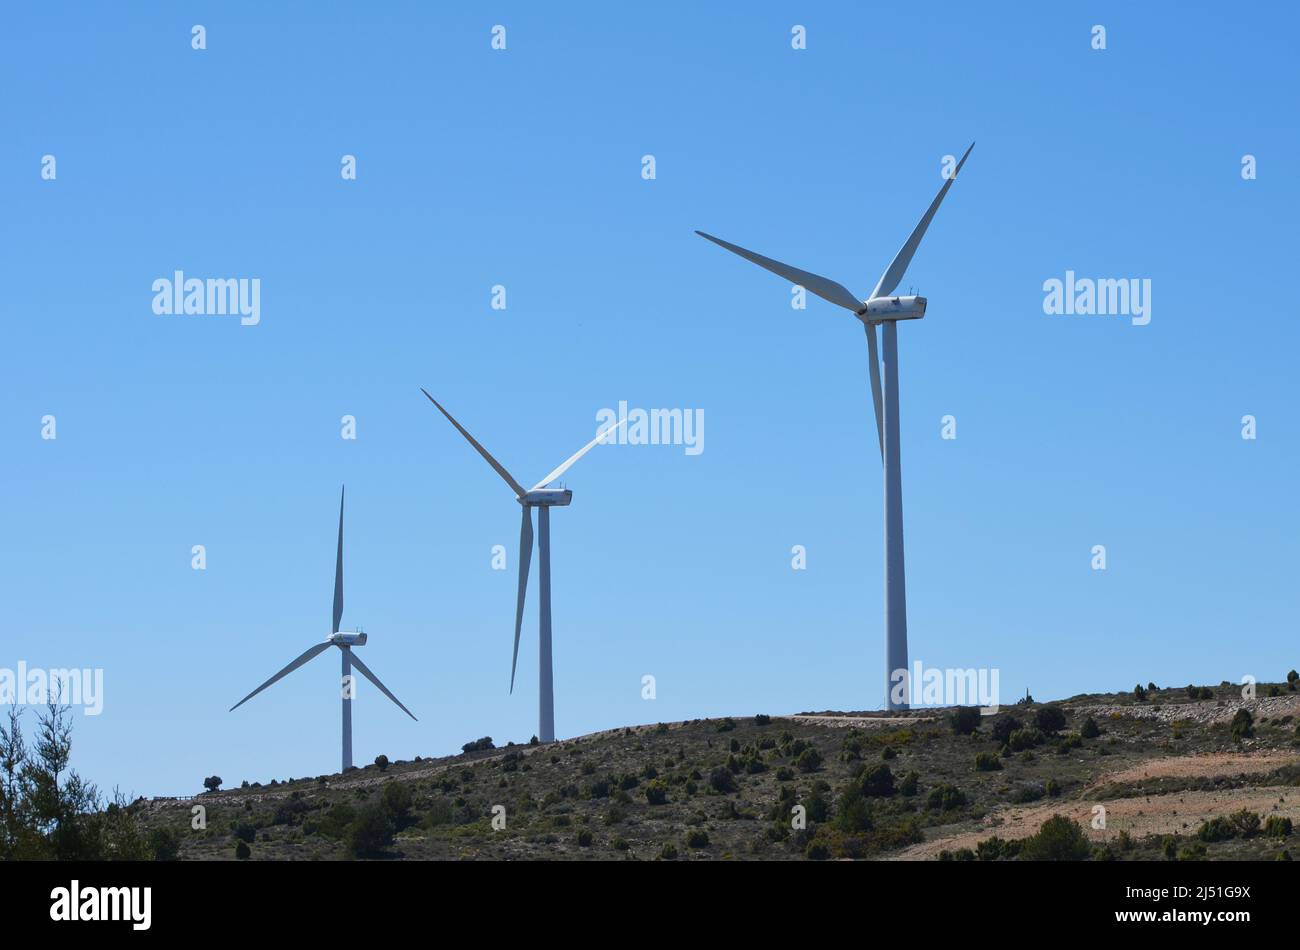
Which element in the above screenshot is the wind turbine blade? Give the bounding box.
[333,486,345,633]
[511,506,534,693]
[864,323,884,459]
[529,418,628,492]
[229,642,333,712]
[869,142,974,301]
[420,389,527,498]
[695,231,864,313]
[346,651,418,721]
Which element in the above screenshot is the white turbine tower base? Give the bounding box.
[697,142,974,712]
[230,486,418,772]
[422,389,625,744]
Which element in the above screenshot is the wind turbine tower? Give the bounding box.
[696,143,974,710]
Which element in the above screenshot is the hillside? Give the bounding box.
[137,681,1300,861]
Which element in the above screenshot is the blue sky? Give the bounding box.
[2,3,1297,796]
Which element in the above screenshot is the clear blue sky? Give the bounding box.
[2,3,1297,796]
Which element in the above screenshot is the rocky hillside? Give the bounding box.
[136,679,1300,861]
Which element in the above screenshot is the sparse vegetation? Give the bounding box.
[122,683,1300,862]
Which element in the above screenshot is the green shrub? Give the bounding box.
[575,829,593,847]
[898,770,919,796]
[1011,784,1044,804]
[1034,706,1067,734]
[235,840,250,860]
[1133,684,1147,701]
[461,736,494,753]
[381,781,413,827]
[1228,808,1260,838]
[202,775,222,793]
[975,835,1019,861]
[707,767,735,793]
[1263,815,1293,838]
[1008,728,1043,752]
[685,829,710,848]
[796,747,823,773]
[716,717,737,732]
[346,804,395,858]
[950,706,981,736]
[857,763,894,797]
[1197,817,1234,842]
[1045,777,1061,798]
[148,828,180,861]
[373,754,389,771]
[974,751,1002,772]
[1080,716,1100,739]
[990,715,1022,745]
[658,843,678,860]
[1231,708,1254,741]
[754,714,771,725]
[613,837,630,851]
[836,785,873,834]
[806,783,830,823]
[644,781,668,805]
[926,784,966,812]
[1019,815,1090,861]
[805,839,831,861]
[232,821,256,844]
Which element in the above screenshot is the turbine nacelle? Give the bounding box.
[521,488,573,507]
[330,630,368,646]
[859,295,927,322]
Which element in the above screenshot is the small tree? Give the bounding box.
[1019,815,1090,861]
[346,804,395,858]
[373,754,389,771]
[203,775,222,793]
[149,828,180,861]
[859,763,895,797]
[836,783,873,834]
[381,781,413,828]
[795,747,823,773]
[1034,706,1067,734]
[1133,684,1147,701]
[1080,716,1101,739]
[1231,708,1254,742]
[990,714,1022,745]
[950,707,981,736]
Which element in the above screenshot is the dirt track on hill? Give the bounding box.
[895,751,1300,860]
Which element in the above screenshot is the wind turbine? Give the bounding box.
[696,142,974,711]
[421,389,624,743]
[229,486,417,772]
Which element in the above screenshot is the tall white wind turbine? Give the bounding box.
[229,486,417,771]
[696,143,974,710]
[421,389,624,743]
